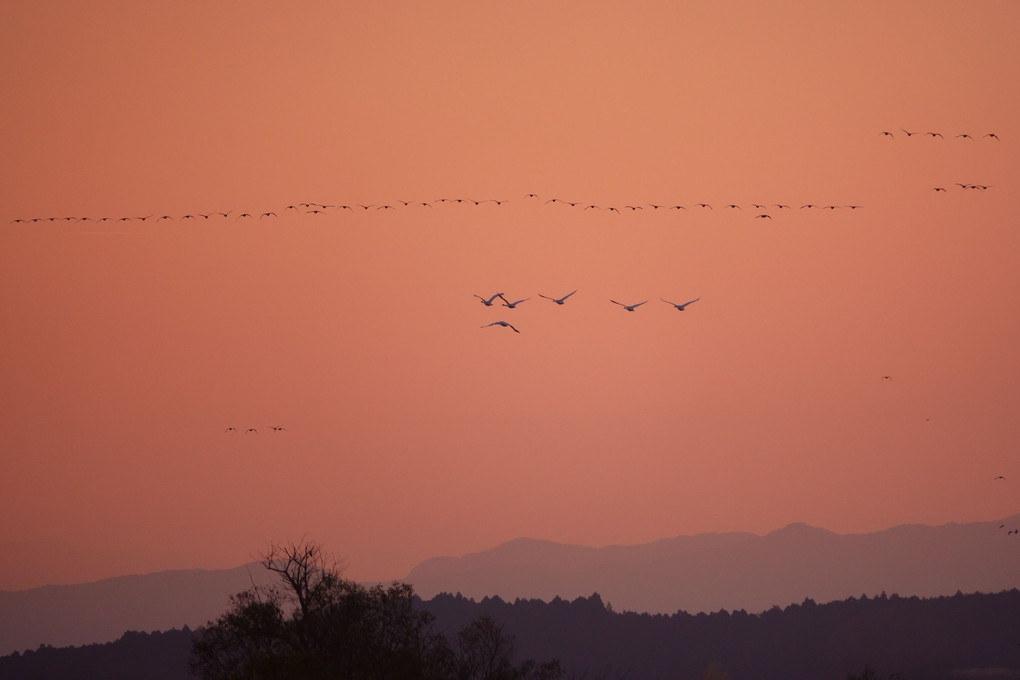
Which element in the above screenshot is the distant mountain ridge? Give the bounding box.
[0,564,276,656]
[2,515,1018,656]
[405,515,1020,614]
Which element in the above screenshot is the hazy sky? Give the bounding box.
[1,0,1018,587]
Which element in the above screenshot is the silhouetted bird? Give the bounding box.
[611,299,648,312]
[696,203,712,209]
[925,131,943,138]
[955,133,973,139]
[984,133,1000,140]
[225,427,238,433]
[901,128,918,137]
[474,293,504,307]
[755,214,772,219]
[271,426,286,432]
[498,295,529,309]
[482,320,520,333]
[881,131,895,139]
[662,297,700,311]
[933,187,947,192]
[539,290,577,305]
[246,428,257,434]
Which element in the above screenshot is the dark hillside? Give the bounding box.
[1,590,1018,680]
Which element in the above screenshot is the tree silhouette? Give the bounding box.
[190,539,561,680]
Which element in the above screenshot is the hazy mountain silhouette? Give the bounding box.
[3,515,1018,656]
[0,540,196,591]
[0,564,275,656]
[406,515,1020,614]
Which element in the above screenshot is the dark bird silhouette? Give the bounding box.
[725,204,742,210]
[246,428,257,434]
[845,205,862,210]
[933,187,947,192]
[901,128,918,137]
[925,131,944,138]
[662,297,700,311]
[994,475,1006,480]
[800,204,817,209]
[611,299,648,312]
[539,290,577,305]
[260,212,277,218]
[881,131,895,139]
[882,375,893,381]
[774,204,791,209]
[498,295,529,309]
[670,205,687,210]
[474,293,504,307]
[482,320,520,333]
[755,214,772,219]
[696,203,713,209]
[271,426,287,432]
[984,133,1000,140]
[955,133,973,139]
[225,427,238,433]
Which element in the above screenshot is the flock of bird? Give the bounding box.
[9,194,880,225]
[478,291,700,334]
[880,130,1000,140]
[224,426,286,434]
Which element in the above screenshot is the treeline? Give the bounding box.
[2,589,1018,679]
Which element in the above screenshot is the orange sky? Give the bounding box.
[1,0,1018,587]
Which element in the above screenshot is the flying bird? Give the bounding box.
[498,295,529,309]
[482,320,520,333]
[271,426,287,432]
[696,203,713,209]
[933,187,947,192]
[474,293,504,307]
[246,428,258,434]
[984,133,1000,140]
[955,133,973,139]
[225,427,238,433]
[881,131,895,139]
[755,214,772,219]
[611,299,648,311]
[925,131,943,138]
[994,475,1006,480]
[539,290,577,305]
[901,128,918,137]
[662,297,700,311]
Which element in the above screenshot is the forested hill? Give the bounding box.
[2,589,1019,680]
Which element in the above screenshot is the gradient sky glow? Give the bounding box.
[1,0,1018,588]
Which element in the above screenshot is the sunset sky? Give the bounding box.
[1,0,1018,589]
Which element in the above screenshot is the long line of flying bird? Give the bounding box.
[9,195,879,225]
[880,130,1000,140]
